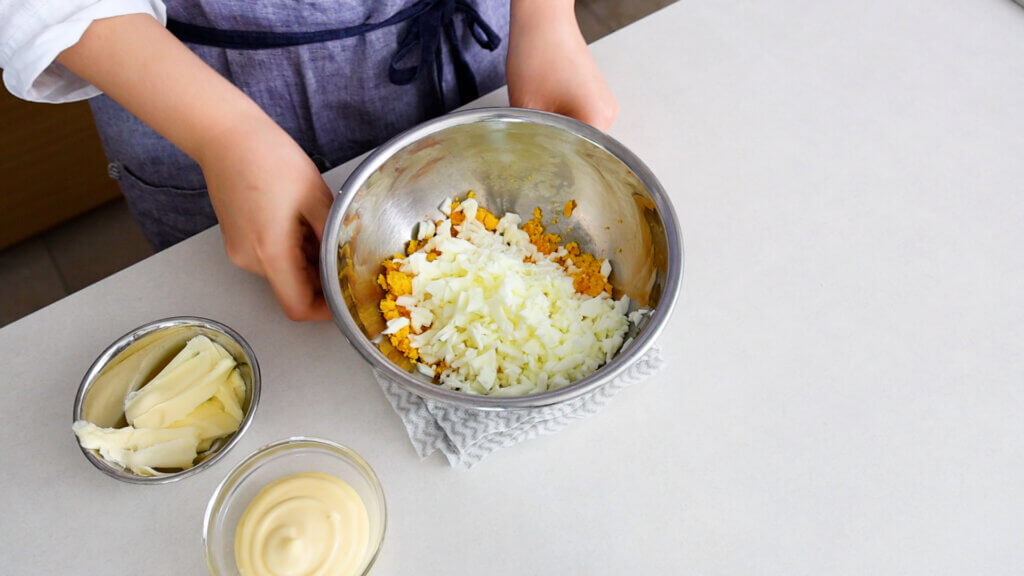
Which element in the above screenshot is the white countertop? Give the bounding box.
[3,1,1024,573]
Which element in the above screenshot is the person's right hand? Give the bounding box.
[59,14,335,322]
[199,118,334,321]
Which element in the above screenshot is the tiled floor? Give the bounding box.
[0,200,152,326]
[0,0,677,328]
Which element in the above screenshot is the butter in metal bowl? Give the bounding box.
[73,334,246,476]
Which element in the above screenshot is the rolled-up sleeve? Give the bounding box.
[1,0,166,103]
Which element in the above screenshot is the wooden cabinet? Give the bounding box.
[0,90,120,250]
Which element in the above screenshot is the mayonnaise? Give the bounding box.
[235,472,370,576]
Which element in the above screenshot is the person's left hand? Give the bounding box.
[505,0,619,131]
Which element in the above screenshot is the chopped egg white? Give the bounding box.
[382,316,410,335]
[439,197,454,216]
[416,220,436,240]
[392,198,645,396]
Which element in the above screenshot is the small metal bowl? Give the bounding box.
[320,108,683,410]
[72,316,261,484]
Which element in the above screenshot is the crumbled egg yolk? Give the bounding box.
[559,242,613,298]
[377,261,418,359]
[523,207,562,255]
[375,194,641,396]
[447,192,500,231]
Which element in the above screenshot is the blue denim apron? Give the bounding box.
[90,0,509,250]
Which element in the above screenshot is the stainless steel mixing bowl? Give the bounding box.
[320,108,682,409]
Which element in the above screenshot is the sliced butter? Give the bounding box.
[123,338,217,420]
[119,437,203,476]
[129,356,234,429]
[168,396,242,452]
[83,330,193,427]
[212,370,245,422]
[72,421,202,475]
[75,334,247,475]
[150,333,223,381]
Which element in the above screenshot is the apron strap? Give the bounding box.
[166,0,501,110]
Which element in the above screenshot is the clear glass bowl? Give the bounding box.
[203,437,386,576]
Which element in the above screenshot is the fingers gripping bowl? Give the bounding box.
[320,108,682,409]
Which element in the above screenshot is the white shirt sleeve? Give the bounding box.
[1,0,167,103]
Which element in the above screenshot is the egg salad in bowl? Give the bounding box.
[377,193,648,397]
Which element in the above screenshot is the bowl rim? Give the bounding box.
[320,107,684,410]
[202,436,387,576]
[71,316,262,484]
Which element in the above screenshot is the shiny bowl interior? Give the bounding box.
[72,316,261,484]
[203,437,387,576]
[321,108,682,409]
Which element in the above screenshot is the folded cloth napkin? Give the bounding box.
[374,346,664,467]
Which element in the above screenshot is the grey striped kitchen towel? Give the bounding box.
[374,346,664,467]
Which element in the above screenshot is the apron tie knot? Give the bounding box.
[388,0,502,107]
